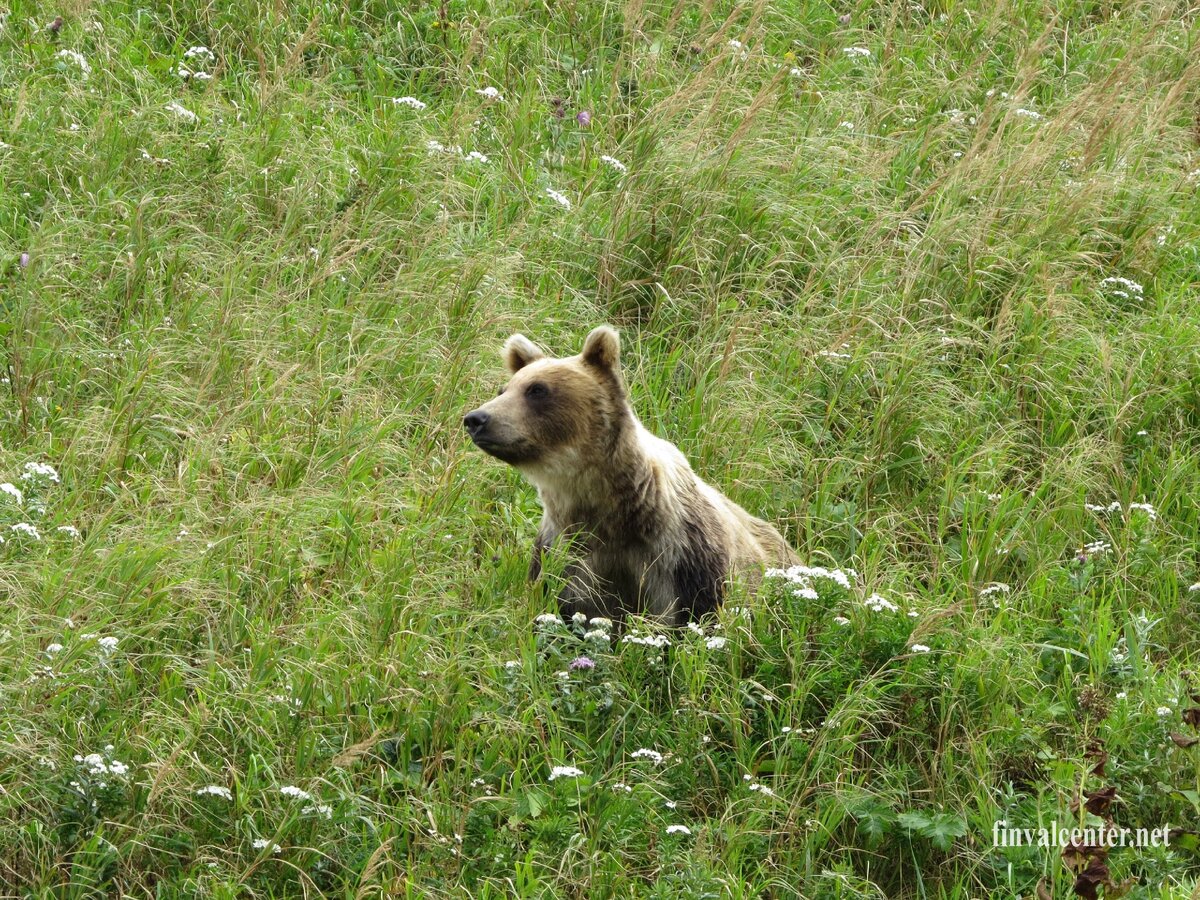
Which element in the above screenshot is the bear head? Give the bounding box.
[463,326,629,473]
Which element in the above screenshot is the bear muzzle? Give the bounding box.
[463,409,491,437]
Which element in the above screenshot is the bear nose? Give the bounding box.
[463,410,491,435]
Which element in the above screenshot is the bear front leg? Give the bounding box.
[557,561,611,623]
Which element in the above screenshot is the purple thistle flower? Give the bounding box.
[576,109,591,127]
[569,656,595,671]
[19,252,30,269]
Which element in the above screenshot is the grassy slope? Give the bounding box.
[2,0,1200,895]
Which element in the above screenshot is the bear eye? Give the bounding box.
[525,382,550,401]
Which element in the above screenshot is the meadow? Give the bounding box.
[2,0,1200,895]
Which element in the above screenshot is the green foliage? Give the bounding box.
[2,0,1200,895]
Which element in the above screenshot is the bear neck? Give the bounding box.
[528,409,669,544]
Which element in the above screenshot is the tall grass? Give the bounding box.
[2,0,1199,895]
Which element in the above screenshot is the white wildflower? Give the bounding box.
[196,785,232,800]
[56,49,91,76]
[1189,583,1200,593]
[865,593,898,613]
[165,101,198,123]
[1,483,23,504]
[665,824,691,835]
[1099,276,1144,298]
[57,525,81,538]
[705,636,727,650]
[599,155,627,174]
[832,616,851,626]
[842,46,871,58]
[252,839,281,853]
[1014,108,1043,120]
[21,462,59,483]
[545,188,572,210]
[46,643,64,655]
[631,748,663,764]
[11,523,41,540]
[621,632,669,648]
[475,86,502,101]
[302,803,333,819]
[548,765,584,781]
[279,785,312,801]
[392,96,427,110]
[979,582,1010,599]
[503,660,520,670]
[1156,706,1172,717]
[1128,501,1158,522]
[464,150,489,163]
[910,644,931,653]
[184,46,215,62]
[588,617,613,631]
[1116,691,1127,699]
[97,636,118,656]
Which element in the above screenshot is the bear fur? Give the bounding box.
[463,326,799,625]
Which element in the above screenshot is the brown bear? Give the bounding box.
[463,326,799,626]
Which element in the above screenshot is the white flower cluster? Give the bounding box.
[1099,276,1144,300]
[196,785,232,800]
[621,632,669,648]
[73,748,129,788]
[765,564,857,591]
[865,593,898,613]
[630,748,663,764]
[599,155,627,174]
[56,49,91,76]
[1,483,23,504]
[1128,501,1158,522]
[392,96,426,110]
[174,46,216,81]
[21,462,59,483]
[545,188,571,210]
[1085,500,1157,523]
[10,522,41,540]
[548,765,584,780]
[426,140,489,164]
[165,101,198,123]
[742,773,776,796]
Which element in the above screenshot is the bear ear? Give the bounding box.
[503,334,545,374]
[581,326,620,372]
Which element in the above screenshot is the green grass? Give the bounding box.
[2,0,1200,895]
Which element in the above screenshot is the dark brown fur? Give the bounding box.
[464,327,798,625]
